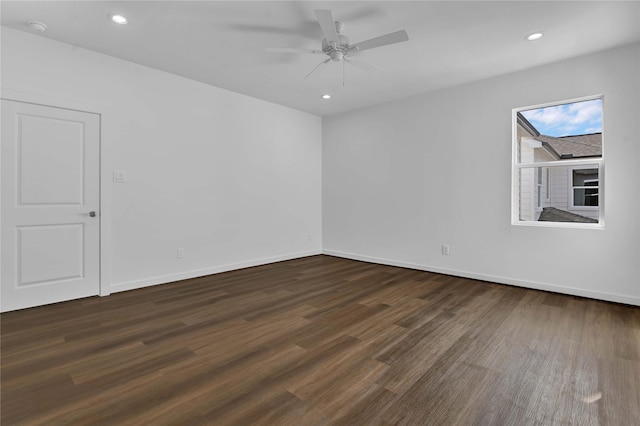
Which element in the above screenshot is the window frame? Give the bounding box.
[511,95,604,228]
[544,167,551,203]
[534,167,551,211]
[536,167,543,211]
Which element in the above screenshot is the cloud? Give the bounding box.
[567,100,602,125]
[522,99,602,136]
[583,126,603,134]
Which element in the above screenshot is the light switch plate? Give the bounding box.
[113,170,127,183]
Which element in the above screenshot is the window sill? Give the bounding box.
[511,220,604,229]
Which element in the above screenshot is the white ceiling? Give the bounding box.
[2,1,639,116]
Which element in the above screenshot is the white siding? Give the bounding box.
[519,139,556,221]
[532,148,556,219]
[550,166,569,210]
[520,168,535,221]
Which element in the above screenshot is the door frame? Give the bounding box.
[1,86,112,297]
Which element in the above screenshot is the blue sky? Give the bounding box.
[521,99,602,137]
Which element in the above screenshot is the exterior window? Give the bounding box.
[512,96,603,226]
[536,167,551,210]
[545,168,550,202]
[536,168,543,209]
[571,167,599,208]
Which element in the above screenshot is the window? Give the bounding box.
[535,167,551,210]
[512,96,603,226]
[545,168,550,203]
[571,167,599,208]
[536,167,543,210]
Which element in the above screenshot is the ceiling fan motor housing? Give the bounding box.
[322,34,350,61]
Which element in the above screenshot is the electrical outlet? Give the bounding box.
[177,248,185,259]
[442,245,450,255]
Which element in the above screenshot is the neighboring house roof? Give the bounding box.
[538,207,598,223]
[516,112,540,137]
[535,134,602,159]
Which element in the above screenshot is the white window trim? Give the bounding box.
[544,167,551,203]
[536,167,543,212]
[511,94,604,228]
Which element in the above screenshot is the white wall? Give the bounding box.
[2,27,638,306]
[1,27,322,292]
[323,43,640,305]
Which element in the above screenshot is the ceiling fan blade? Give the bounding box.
[349,30,409,52]
[305,58,331,79]
[266,47,324,55]
[345,55,384,71]
[315,10,339,44]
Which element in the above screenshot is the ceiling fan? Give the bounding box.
[266,9,409,84]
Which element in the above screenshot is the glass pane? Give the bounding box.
[545,168,550,196]
[516,98,602,165]
[537,184,542,208]
[573,168,598,186]
[518,164,599,223]
[514,97,602,225]
[574,188,599,206]
[518,167,536,221]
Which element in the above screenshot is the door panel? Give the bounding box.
[1,100,100,312]
[18,224,84,286]
[19,114,85,205]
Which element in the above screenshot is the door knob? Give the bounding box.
[83,211,96,217]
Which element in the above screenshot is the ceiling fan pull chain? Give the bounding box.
[305,58,330,80]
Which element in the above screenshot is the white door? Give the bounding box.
[1,100,100,312]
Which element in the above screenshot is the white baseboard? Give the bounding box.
[110,249,323,294]
[109,247,639,306]
[322,249,640,306]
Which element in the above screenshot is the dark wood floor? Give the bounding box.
[1,255,639,425]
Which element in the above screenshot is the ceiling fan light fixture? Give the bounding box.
[525,32,543,41]
[109,14,128,25]
[330,51,344,62]
[322,94,331,99]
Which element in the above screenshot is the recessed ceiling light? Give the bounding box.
[109,14,128,25]
[322,94,331,99]
[525,32,543,41]
[26,20,47,32]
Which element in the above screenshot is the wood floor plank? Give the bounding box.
[1,254,638,425]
